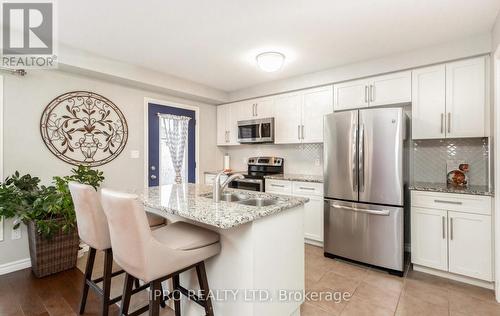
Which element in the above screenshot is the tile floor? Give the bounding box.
[75,245,500,316]
[303,244,500,316]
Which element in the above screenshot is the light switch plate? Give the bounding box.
[130,150,140,159]
[11,226,21,240]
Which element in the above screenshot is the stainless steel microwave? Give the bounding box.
[237,117,274,143]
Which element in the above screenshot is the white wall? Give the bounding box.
[0,69,221,266]
[493,12,500,52]
[229,33,491,101]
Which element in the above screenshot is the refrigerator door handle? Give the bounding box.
[352,124,358,191]
[330,204,390,216]
[359,123,365,192]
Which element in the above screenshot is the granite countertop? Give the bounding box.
[409,182,493,196]
[264,174,323,183]
[141,184,308,229]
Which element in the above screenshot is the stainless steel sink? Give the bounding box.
[236,198,279,207]
[203,192,250,202]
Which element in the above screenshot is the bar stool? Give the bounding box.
[69,182,166,316]
[100,188,221,316]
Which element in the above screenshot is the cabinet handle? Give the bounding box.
[301,125,304,140]
[442,216,445,239]
[226,131,230,143]
[364,86,368,103]
[370,85,375,102]
[450,217,454,240]
[252,104,255,116]
[271,184,285,188]
[255,103,258,116]
[299,186,315,191]
[440,113,444,134]
[298,125,301,140]
[434,199,462,205]
[447,112,451,133]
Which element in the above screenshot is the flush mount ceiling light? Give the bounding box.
[256,52,285,72]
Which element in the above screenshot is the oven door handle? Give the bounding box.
[233,178,261,183]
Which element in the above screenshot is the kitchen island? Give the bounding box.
[142,184,308,316]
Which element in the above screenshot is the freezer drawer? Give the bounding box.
[324,199,404,271]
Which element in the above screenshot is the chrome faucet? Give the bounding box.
[213,171,244,203]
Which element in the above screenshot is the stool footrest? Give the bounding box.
[92,269,125,283]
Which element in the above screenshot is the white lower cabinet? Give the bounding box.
[411,191,492,282]
[266,179,324,245]
[448,211,492,281]
[302,196,323,243]
[411,207,448,271]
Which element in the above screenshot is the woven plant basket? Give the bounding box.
[27,220,79,278]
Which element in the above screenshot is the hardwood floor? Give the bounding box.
[1,246,500,316]
[0,266,119,316]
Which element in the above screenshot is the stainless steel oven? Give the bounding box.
[237,118,274,143]
[228,156,283,192]
[229,178,264,192]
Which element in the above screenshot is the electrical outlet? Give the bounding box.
[11,226,21,240]
[0,217,3,242]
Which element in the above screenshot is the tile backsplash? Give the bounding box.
[411,138,489,186]
[222,143,323,175]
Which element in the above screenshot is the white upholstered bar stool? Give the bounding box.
[100,188,221,316]
[69,182,166,316]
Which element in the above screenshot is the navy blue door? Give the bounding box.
[148,103,196,186]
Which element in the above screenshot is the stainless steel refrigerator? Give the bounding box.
[323,107,404,275]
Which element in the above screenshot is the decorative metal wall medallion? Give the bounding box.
[40,91,128,166]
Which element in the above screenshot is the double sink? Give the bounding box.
[203,192,279,207]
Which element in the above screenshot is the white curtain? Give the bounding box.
[159,114,191,184]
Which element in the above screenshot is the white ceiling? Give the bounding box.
[58,0,500,92]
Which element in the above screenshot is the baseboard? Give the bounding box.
[0,258,31,275]
[304,238,323,247]
[413,264,494,290]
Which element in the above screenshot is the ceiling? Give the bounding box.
[58,0,500,92]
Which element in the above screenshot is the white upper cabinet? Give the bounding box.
[446,57,487,138]
[333,78,369,111]
[216,103,229,145]
[411,65,446,139]
[412,56,487,139]
[301,86,333,143]
[274,86,333,144]
[333,71,411,111]
[254,97,274,119]
[369,71,411,107]
[274,92,302,144]
[216,102,239,146]
[239,97,275,120]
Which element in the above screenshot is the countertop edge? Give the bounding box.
[408,186,494,197]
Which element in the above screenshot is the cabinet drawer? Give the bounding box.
[292,181,324,197]
[265,180,292,195]
[411,191,491,215]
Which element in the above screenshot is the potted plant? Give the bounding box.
[0,166,104,277]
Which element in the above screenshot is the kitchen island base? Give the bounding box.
[145,204,305,316]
